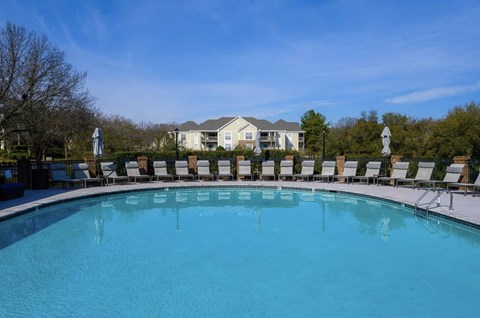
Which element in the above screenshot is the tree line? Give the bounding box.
[1,22,479,162]
[301,103,480,160]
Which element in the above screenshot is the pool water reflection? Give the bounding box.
[1,188,479,317]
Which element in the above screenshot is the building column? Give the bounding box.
[336,155,346,183]
[137,156,149,175]
[390,155,403,177]
[84,156,97,177]
[188,155,198,174]
[453,155,470,183]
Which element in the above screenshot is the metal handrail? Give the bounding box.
[415,188,453,217]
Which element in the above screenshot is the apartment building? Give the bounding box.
[176,116,305,151]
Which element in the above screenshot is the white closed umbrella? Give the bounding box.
[93,127,104,158]
[381,126,391,157]
[254,130,261,155]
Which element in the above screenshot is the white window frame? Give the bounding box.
[244,131,253,140]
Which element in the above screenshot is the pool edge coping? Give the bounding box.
[1,183,479,230]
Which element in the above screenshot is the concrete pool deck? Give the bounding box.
[1,180,479,226]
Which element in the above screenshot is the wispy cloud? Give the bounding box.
[386,82,480,104]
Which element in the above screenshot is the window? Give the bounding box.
[180,133,186,142]
[245,132,253,140]
[225,132,231,140]
[225,143,232,150]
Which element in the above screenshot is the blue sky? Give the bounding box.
[1,0,479,125]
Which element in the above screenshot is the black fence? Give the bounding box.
[0,157,479,190]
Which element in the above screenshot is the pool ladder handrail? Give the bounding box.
[415,188,453,216]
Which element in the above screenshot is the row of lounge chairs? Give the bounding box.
[46,160,479,196]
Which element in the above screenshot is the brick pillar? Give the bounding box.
[453,155,470,183]
[236,155,245,180]
[390,155,403,177]
[84,156,97,177]
[188,155,198,174]
[336,155,346,183]
[137,156,149,175]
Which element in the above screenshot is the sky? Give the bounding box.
[1,0,479,125]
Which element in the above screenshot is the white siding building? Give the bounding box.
[176,116,305,151]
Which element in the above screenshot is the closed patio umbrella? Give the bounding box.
[255,130,261,155]
[381,126,391,157]
[381,126,391,176]
[93,128,104,158]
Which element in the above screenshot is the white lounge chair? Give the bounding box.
[448,173,480,196]
[196,160,214,180]
[396,162,435,189]
[73,163,103,187]
[376,162,409,187]
[278,160,294,181]
[332,161,358,184]
[125,162,151,183]
[351,161,381,185]
[100,162,129,185]
[152,161,173,181]
[259,160,276,181]
[175,161,194,181]
[294,160,315,181]
[217,160,233,180]
[416,164,465,189]
[237,160,253,180]
[313,161,336,182]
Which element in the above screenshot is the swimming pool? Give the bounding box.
[1,187,479,317]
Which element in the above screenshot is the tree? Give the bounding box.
[0,22,96,164]
[138,122,176,151]
[427,102,480,158]
[300,109,328,155]
[100,115,142,154]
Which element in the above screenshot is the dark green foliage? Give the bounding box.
[300,109,328,155]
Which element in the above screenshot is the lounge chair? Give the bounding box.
[332,161,358,184]
[396,162,435,189]
[237,160,253,180]
[175,161,195,181]
[73,163,103,187]
[125,162,151,183]
[351,161,381,185]
[278,160,294,181]
[259,160,276,181]
[217,160,233,180]
[100,162,129,185]
[196,160,214,181]
[448,173,480,196]
[294,160,315,181]
[152,161,173,181]
[376,162,409,187]
[313,161,336,182]
[415,164,465,189]
[49,163,83,188]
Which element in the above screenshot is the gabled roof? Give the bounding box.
[274,119,303,132]
[178,121,199,131]
[178,116,303,132]
[198,117,235,131]
[243,117,276,130]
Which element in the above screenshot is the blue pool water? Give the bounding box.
[1,188,480,317]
